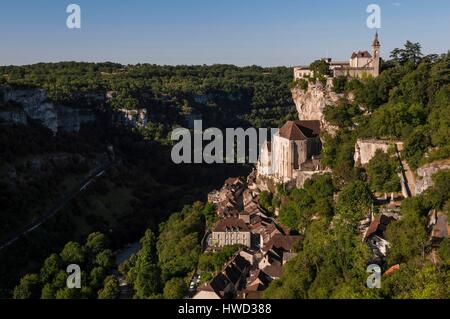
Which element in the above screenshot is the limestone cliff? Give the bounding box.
[415,159,450,194]
[3,88,58,131]
[1,88,96,133]
[291,83,340,136]
[0,110,27,125]
[113,108,148,128]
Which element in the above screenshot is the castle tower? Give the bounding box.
[372,31,381,77]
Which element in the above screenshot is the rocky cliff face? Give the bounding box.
[415,159,450,194]
[113,108,148,128]
[3,88,58,131]
[1,88,96,133]
[0,110,27,125]
[291,83,340,136]
[55,105,96,133]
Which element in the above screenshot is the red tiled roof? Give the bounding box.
[383,264,400,276]
[364,218,381,240]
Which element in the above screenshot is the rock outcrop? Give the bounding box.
[1,87,96,133]
[415,159,450,194]
[291,82,340,136]
[3,88,58,132]
[55,105,96,133]
[113,108,148,128]
[0,110,27,125]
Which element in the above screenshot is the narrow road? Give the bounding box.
[401,160,416,197]
[0,162,113,251]
[187,228,210,298]
[394,144,414,198]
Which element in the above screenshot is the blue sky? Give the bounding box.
[0,0,449,66]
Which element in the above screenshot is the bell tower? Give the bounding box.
[372,31,381,77]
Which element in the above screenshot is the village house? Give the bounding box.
[208,177,245,205]
[249,215,283,250]
[210,218,252,248]
[258,234,300,280]
[238,269,273,299]
[194,250,253,299]
[198,171,301,299]
[363,214,397,262]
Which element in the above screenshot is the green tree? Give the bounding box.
[324,98,360,128]
[424,170,450,209]
[89,267,107,290]
[385,215,427,264]
[259,191,274,213]
[40,254,62,283]
[438,238,450,266]
[60,242,85,264]
[85,232,108,255]
[163,277,188,299]
[13,274,41,299]
[94,249,114,269]
[157,203,204,280]
[98,276,120,299]
[134,263,161,299]
[403,127,431,170]
[41,283,56,299]
[55,287,80,299]
[309,60,331,79]
[390,41,423,66]
[381,262,448,299]
[336,181,373,229]
[332,76,348,94]
[366,150,400,193]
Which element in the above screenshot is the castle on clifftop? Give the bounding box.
[256,34,382,190]
[294,32,381,79]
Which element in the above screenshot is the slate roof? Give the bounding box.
[278,120,321,141]
[351,51,372,59]
[262,234,300,253]
[213,218,250,232]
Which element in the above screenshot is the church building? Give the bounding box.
[258,120,322,186]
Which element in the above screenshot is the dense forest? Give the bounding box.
[2,41,450,299]
[0,63,297,130]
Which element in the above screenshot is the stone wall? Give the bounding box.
[354,139,404,166]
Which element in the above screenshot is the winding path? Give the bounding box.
[0,162,113,251]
